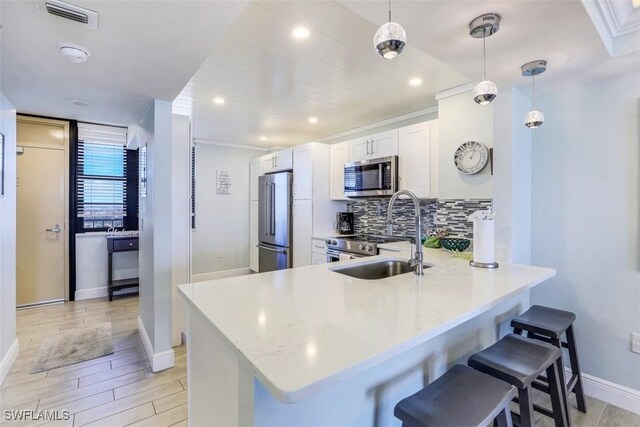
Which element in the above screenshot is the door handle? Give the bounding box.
[257,244,286,254]
[46,224,61,233]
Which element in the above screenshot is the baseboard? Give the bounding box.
[566,368,640,415]
[191,267,253,283]
[0,339,19,386]
[75,286,138,301]
[137,316,175,373]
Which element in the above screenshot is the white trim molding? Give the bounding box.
[581,0,640,56]
[193,138,269,152]
[75,286,138,301]
[435,82,476,101]
[191,267,253,283]
[138,316,175,373]
[0,339,19,386]
[567,368,640,415]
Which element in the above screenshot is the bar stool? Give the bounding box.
[468,334,569,427]
[394,364,516,427]
[511,305,586,413]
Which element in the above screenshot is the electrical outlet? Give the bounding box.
[632,333,640,354]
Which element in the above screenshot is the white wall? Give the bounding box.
[530,72,640,392]
[437,90,493,199]
[75,233,138,300]
[0,93,18,384]
[138,100,175,370]
[191,144,258,275]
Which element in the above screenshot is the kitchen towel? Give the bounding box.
[472,219,495,264]
[339,253,352,261]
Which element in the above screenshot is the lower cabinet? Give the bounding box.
[312,253,327,265]
[292,199,313,267]
[250,200,259,272]
[311,238,328,265]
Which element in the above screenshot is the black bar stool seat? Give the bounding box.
[394,364,516,427]
[468,334,570,427]
[511,305,586,413]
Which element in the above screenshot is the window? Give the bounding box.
[75,123,138,232]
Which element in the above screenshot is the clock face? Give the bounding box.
[454,141,489,175]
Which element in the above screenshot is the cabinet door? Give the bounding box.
[250,157,262,201]
[370,130,398,158]
[312,253,327,265]
[330,141,349,200]
[398,122,431,198]
[250,200,259,272]
[262,155,275,174]
[292,199,313,267]
[273,149,293,172]
[293,146,312,200]
[349,137,369,162]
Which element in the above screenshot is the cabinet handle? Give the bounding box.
[366,139,370,155]
[371,139,375,154]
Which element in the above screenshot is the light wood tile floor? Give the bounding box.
[1,296,187,427]
[2,297,639,426]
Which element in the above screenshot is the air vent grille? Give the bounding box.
[43,0,98,30]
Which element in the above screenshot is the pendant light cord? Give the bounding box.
[532,74,536,107]
[482,30,487,80]
[388,0,391,22]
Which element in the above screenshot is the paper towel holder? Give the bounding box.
[470,260,499,269]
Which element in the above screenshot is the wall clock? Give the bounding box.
[454,141,489,175]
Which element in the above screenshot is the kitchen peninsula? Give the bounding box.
[178,247,555,427]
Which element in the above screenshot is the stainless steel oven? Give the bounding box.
[344,156,398,197]
[326,248,368,263]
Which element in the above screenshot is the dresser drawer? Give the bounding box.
[111,238,138,252]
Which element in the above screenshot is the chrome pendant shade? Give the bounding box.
[469,13,500,105]
[374,0,406,59]
[522,60,547,129]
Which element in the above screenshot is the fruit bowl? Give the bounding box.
[440,237,471,252]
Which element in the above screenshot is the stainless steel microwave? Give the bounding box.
[344,156,398,197]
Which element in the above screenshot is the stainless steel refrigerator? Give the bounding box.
[258,172,292,272]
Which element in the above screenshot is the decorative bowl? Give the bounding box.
[440,237,471,252]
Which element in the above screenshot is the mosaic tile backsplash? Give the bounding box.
[346,198,492,240]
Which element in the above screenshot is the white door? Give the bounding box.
[330,141,349,200]
[17,118,68,305]
[250,200,259,272]
[369,130,398,158]
[292,199,313,267]
[398,122,431,198]
[293,145,312,200]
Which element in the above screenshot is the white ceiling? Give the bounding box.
[0,0,248,125]
[172,1,469,147]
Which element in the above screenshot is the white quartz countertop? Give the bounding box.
[178,248,555,403]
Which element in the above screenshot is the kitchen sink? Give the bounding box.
[331,259,431,280]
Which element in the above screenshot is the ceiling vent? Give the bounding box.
[44,0,98,30]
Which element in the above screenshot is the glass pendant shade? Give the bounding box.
[524,110,544,128]
[472,80,498,105]
[374,22,406,59]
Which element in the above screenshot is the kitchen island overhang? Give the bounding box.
[179,249,555,426]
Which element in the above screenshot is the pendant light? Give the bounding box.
[469,13,500,105]
[373,0,406,60]
[521,60,547,128]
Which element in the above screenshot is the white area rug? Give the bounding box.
[30,322,114,373]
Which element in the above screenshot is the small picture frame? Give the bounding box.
[0,133,4,196]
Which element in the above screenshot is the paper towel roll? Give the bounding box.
[473,219,495,264]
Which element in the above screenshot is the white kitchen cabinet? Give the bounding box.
[262,149,293,174]
[293,199,313,268]
[312,253,327,265]
[249,200,259,272]
[293,145,312,200]
[349,130,398,161]
[329,141,349,200]
[250,157,262,201]
[398,121,437,198]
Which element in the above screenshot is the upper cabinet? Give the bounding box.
[262,148,293,174]
[329,141,349,201]
[398,120,438,198]
[350,130,398,162]
[249,157,262,201]
[293,145,313,200]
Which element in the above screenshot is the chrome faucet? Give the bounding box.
[386,190,423,275]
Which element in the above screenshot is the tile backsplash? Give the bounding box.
[346,198,492,240]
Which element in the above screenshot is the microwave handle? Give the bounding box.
[379,164,383,188]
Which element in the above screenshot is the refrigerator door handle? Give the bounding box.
[257,244,287,254]
[264,182,270,236]
[270,182,276,236]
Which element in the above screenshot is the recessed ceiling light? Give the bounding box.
[409,78,422,86]
[308,117,318,124]
[292,27,310,40]
[260,136,267,141]
[213,97,225,105]
[58,42,91,63]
